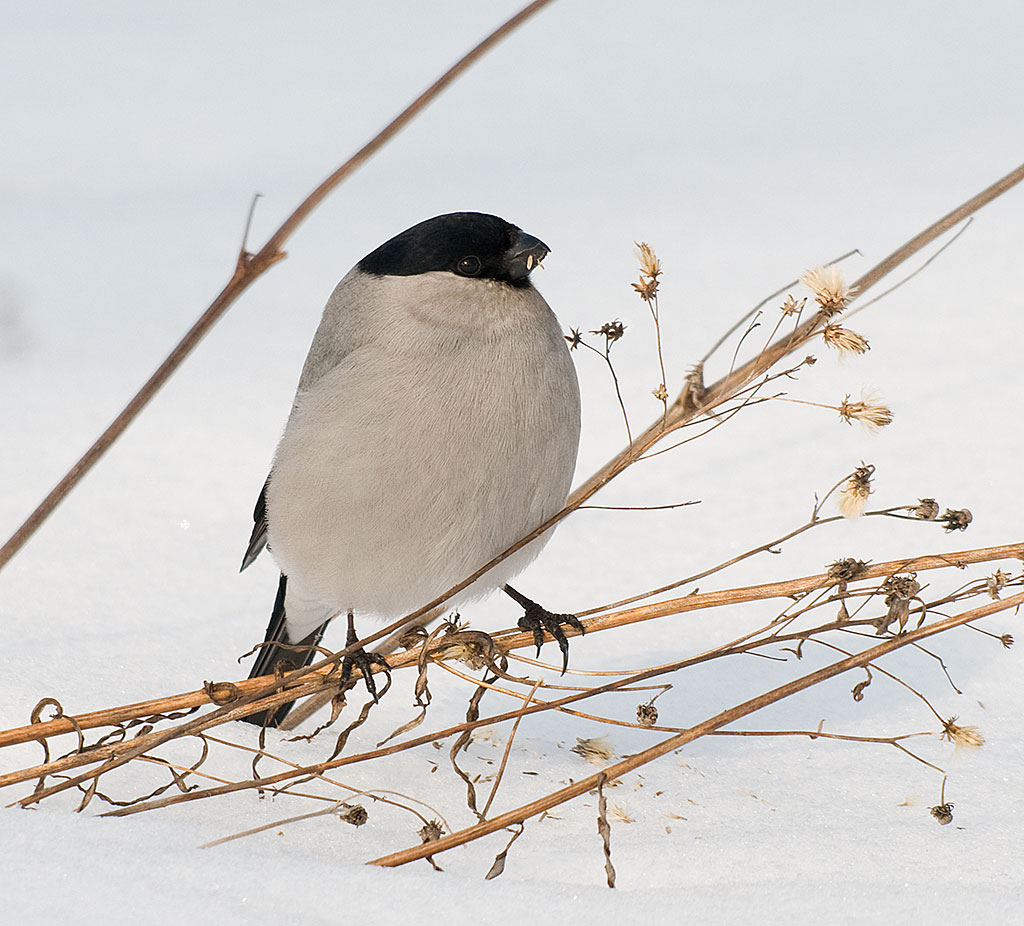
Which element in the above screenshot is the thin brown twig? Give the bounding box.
[2,540,1020,765]
[365,589,1024,867]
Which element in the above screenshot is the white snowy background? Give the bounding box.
[2,1,1022,923]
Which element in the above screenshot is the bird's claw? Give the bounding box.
[517,605,585,674]
[341,617,389,702]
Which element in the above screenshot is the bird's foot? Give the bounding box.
[504,585,584,674]
[340,613,389,702]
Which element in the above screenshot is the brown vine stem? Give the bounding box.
[0,0,556,573]
[1,540,1019,759]
[366,588,1024,868]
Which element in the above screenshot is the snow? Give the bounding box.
[2,1,1022,922]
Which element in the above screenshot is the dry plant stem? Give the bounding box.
[53,579,1012,820]
[366,589,1024,868]
[0,0,556,574]
[2,540,1020,762]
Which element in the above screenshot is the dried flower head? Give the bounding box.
[912,498,940,520]
[839,464,875,519]
[592,320,626,343]
[651,383,668,402]
[1000,633,1014,649]
[801,264,857,316]
[930,803,955,826]
[822,323,870,355]
[636,702,659,727]
[941,717,985,751]
[635,241,662,280]
[565,327,584,351]
[632,242,662,302]
[828,557,869,582]
[940,508,973,532]
[838,392,893,432]
[419,820,445,843]
[571,735,617,764]
[338,804,368,827]
[874,573,922,633]
[986,569,1010,600]
[779,294,805,317]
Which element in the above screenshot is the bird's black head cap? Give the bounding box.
[358,212,548,288]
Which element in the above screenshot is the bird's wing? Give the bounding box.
[240,476,270,571]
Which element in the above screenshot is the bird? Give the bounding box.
[239,212,583,726]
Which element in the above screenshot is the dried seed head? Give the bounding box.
[986,569,1010,600]
[912,498,940,520]
[571,736,617,764]
[338,804,368,826]
[651,383,668,402]
[592,320,626,343]
[828,558,869,582]
[565,327,584,351]
[631,278,660,302]
[838,392,893,432]
[874,573,922,634]
[941,508,973,532]
[883,573,921,602]
[941,717,985,751]
[631,242,662,302]
[801,265,857,316]
[839,464,875,519]
[419,820,445,843]
[779,294,805,317]
[822,323,870,355]
[1000,633,1014,649]
[636,703,659,727]
[930,803,955,825]
[635,241,662,280]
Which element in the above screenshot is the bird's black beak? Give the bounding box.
[505,230,550,281]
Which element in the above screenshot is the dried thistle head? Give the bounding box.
[940,508,973,532]
[419,820,445,843]
[930,803,955,825]
[839,464,875,519]
[651,383,669,402]
[779,294,805,317]
[338,804,368,826]
[801,264,857,316]
[636,702,659,727]
[874,572,921,634]
[828,557,869,582]
[986,569,1010,600]
[838,392,893,432]
[822,323,870,355]
[592,320,626,344]
[635,241,662,279]
[941,717,985,751]
[631,241,662,302]
[912,498,940,520]
[565,327,584,351]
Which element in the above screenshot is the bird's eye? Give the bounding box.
[456,255,482,276]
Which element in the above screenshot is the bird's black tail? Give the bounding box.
[241,573,329,727]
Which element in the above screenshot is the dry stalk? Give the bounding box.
[366,590,1024,868]
[2,540,1020,768]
